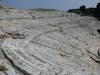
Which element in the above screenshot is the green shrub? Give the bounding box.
[0,65,6,71]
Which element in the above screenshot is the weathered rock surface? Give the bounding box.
[0,8,100,75]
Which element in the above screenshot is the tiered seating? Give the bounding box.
[63,27,100,45]
[30,11,66,19]
[1,9,100,75]
[31,34,83,57]
[45,30,86,49]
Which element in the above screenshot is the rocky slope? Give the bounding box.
[0,8,100,75]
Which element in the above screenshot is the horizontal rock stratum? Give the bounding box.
[0,8,100,75]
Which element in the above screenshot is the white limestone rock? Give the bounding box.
[0,8,100,75]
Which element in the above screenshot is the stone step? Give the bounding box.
[45,31,87,49]
[0,59,16,75]
[22,39,93,75]
[53,23,79,29]
[31,34,83,57]
[2,44,40,75]
[30,11,66,19]
[32,25,58,33]
[1,38,62,75]
[63,27,98,44]
[0,11,32,20]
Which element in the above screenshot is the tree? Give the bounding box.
[94,3,100,20]
[80,5,86,12]
[96,2,100,8]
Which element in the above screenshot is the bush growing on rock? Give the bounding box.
[0,65,6,71]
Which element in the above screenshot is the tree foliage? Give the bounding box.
[96,3,100,8]
[94,3,100,20]
[68,2,100,20]
[80,5,86,12]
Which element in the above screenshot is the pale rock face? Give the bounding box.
[0,8,100,75]
[0,59,16,75]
